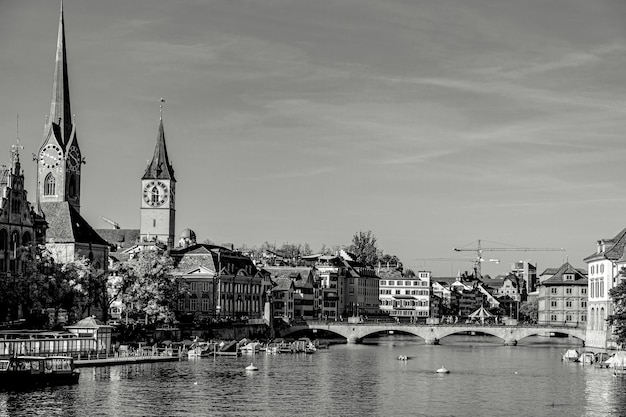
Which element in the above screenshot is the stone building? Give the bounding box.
[537,262,587,327]
[584,228,626,349]
[171,242,271,321]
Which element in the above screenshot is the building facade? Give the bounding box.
[172,243,270,321]
[537,262,587,327]
[379,271,431,320]
[584,229,626,349]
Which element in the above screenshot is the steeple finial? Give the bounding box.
[160,97,165,120]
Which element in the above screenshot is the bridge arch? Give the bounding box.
[280,322,586,346]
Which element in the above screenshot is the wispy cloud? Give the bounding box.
[249,166,335,181]
[479,43,626,79]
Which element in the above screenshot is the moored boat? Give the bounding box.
[0,355,80,389]
[562,349,579,362]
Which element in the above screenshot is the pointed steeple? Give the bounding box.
[142,119,175,180]
[46,1,73,146]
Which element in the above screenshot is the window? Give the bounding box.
[566,288,572,294]
[153,219,156,227]
[551,301,557,307]
[551,314,557,321]
[202,282,210,292]
[44,173,56,196]
[566,301,572,308]
[582,301,587,308]
[190,282,197,292]
[395,290,400,295]
[201,298,209,311]
[380,281,386,286]
[550,287,557,294]
[190,299,197,311]
[68,174,77,198]
[566,314,572,321]
[601,264,604,273]
[582,288,587,294]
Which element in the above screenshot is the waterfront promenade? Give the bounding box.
[282,321,587,345]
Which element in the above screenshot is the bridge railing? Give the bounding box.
[300,320,586,330]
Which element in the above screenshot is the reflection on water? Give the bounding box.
[0,335,622,417]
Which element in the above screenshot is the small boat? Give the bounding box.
[215,341,242,357]
[577,352,595,365]
[397,355,409,361]
[0,356,80,389]
[562,349,579,362]
[187,342,214,358]
[436,366,449,374]
[240,342,261,354]
[245,363,258,371]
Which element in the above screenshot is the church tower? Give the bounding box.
[140,114,176,248]
[36,1,82,213]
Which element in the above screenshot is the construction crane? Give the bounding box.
[414,257,500,276]
[453,239,565,277]
[100,216,120,229]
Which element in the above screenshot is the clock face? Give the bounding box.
[40,144,63,169]
[143,180,169,207]
[67,146,81,171]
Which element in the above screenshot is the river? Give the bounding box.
[1,336,624,417]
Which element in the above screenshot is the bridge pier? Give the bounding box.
[503,338,517,346]
[424,338,439,345]
[346,335,361,344]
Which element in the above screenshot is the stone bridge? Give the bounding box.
[280,321,587,346]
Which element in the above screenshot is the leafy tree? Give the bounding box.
[518,299,538,323]
[111,251,185,324]
[4,245,106,325]
[608,272,626,347]
[348,230,379,267]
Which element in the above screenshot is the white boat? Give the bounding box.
[187,342,213,358]
[562,349,579,362]
[240,342,261,354]
[577,352,595,365]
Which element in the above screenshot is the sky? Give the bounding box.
[1,0,626,277]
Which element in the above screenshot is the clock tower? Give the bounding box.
[140,118,176,248]
[36,2,82,213]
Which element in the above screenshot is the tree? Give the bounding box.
[608,272,626,347]
[518,299,538,324]
[111,250,185,324]
[348,230,379,267]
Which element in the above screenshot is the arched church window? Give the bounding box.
[44,173,56,196]
[68,174,77,198]
[22,232,31,246]
[151,186,159,205]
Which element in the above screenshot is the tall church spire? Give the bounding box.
[46,1,73,146]
[142,118,176,181]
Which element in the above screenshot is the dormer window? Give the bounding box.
[563,274,574,281]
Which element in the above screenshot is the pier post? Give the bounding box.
[503,338,517,346]
[424,338,439,345]
[346,335,361,344]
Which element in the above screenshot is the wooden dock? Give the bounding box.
[74,355,181,368]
